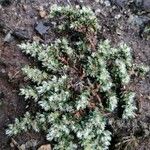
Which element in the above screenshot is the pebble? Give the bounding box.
[104,0,111,6]
[4,31,13,43]
[0,91,4,99]
[1,68,6,74]
[12,29,29,40]
[35,22,49,35]
[115,14,122,19]
[95,8,101,15]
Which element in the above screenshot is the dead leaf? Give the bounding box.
[33,35,43,42]
[38,144,51,150]
[10,138,22,150]
[39,10,47,18]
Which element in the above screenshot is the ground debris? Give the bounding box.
[38,144,51,150]
[39,10,47,18]
[10,138,38,150]
[10,138,22,150]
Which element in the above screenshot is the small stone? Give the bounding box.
[20,139,38,149]
[144,129,149,136]
[38,144,51,150]
[4,31,13,43]
[35,22,49,35]
[10,142,14,148]
[95,9,101,15]
[1,68,6,74]
[20,144,26,150]
[115,14,121,19]
[12,29,29,40]
[26,140,37,148]
[104,0,111,6]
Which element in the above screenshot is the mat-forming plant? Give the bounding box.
[6,5,149,150]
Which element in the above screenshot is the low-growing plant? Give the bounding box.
[6,5,149,150]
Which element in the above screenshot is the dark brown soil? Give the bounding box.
[0,0,149,149]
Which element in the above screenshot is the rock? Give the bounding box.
[38,144,51,150]
[4,29,29,43]
[35,22,49,35]
[12,29,29,40]
[4,31,13,43]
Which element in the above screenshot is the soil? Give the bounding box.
[0,0,149,150]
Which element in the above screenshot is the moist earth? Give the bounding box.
[0,0,149,149]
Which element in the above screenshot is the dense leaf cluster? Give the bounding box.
[6,5,149,150]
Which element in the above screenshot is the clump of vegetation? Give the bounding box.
[6,5,149,150]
